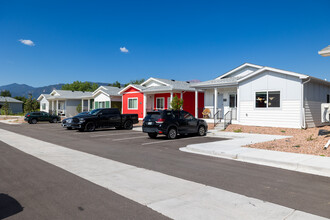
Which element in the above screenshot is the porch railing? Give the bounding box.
[223,110,232,129]
[214,109,222,127]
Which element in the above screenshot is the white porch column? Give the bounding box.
[170,92,173,109]
[56,100,59,115]
[214,88,218,118]
[52,101,55,113]
[87,99,90,111]
[81,99,84,112]
[195,90,198,118]
[143,93,147,118]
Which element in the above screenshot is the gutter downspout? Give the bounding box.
[301,77,311,129]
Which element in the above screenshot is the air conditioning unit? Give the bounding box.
[321,103,330,123]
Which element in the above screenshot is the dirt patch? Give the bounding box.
[225,124,330,157]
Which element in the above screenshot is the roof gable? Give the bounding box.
[216,63,262,79]
[140,78,169,87]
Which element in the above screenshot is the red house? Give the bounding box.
[119,78,204,119]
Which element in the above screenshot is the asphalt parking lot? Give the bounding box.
[1,122,330,218]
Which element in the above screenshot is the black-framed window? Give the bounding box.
[327,94,330,103]
[256,91,280,108]
[256,92,267,108]
[229,94,237,108]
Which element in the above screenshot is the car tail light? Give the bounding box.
[156,118,165,123]
[27,115,30,117]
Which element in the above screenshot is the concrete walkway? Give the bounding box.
[180,131,330,178]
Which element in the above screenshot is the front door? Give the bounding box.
[229,94,237,120]
[217,94,224,118]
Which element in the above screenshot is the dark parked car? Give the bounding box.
[24,111,61,124]
[62,111,89,130]
[142,110,208,139]
[71,108,139,132]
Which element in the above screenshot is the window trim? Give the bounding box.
[127,98,138,110]
[156,97,165,110]
[255,90,281,109]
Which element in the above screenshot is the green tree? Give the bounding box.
[0,90,11,97]
[24,95,39,113]
[170,95,183,110]
[62,81,99,92]
[108,81,121,88]
[76,103,82,113]
[124,78,145,87]
[0,100,12,115]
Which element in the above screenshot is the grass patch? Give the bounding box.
[306,135,315,141]
[281,130,286,133]
[233,128,242,133]
[293,145,300,148]
[320,155,325,157]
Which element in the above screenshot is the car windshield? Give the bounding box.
[78,111,89,116]
[89,109,101,115]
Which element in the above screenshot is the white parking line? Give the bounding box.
[141,136,206,145]
[0,128,325,220]
[90,132,140,138]
[112,136,146,141]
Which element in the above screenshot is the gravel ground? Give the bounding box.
[225,124,330,157]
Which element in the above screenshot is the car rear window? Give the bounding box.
[145,112,161,121]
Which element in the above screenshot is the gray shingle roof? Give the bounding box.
[0,96,23,103]
[48,90,93,99]
[97,86,121,96]
[190,77,239,88]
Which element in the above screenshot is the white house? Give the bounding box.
[37,90,94,117]
[191,63,330,128]
[92,86,122,111]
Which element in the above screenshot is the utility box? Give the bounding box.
[321,103,330,123]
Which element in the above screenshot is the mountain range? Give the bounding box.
[0,82,110,98]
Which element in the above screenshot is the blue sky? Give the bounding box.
[1,0,329,87]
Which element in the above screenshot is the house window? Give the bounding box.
[256,91,280,108]
[128,98,138,110]
[327,94,330,103]
[229,94,237,108]
[256,92,267,108]
[99,102,106,108]
[156,97,165,109]
[42,103,46,110]
[268,91,280,107]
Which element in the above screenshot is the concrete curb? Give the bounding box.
[180,132,330,178]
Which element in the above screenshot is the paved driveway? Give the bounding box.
[0,123,330,219]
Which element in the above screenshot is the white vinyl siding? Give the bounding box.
[128,98,138,110]
[304,81,330,127]
[239,71,302,128]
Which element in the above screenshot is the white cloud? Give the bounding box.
[120,47,129,53]
[19,39,35,46]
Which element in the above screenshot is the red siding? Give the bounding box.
[122,87,144,119]
[154,93,181,109]
[122,85,204,119]
[182,92,204,118]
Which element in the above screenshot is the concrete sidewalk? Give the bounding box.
[180,131,330,178]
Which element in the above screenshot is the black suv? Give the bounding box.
[143,110,208,139]
[24,112,61,124]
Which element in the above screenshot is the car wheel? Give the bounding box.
[167,128,177,139]
[52,118,58,123]
[67,127,72,130]
[123,120,133,130]
[148,133,158,139]
[31,118,37,124]
[197,126,206,136]
[85,122,95,132]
